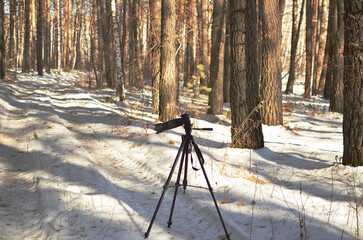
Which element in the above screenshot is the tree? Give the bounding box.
[9,0,17,69]
[312,0,327,95]
[207,0,225,115]
[150,0,162,114]
[199,0,209,87]
[259,0,285,125]
[304,0,313,98]
[223,3,230,103]
[112,0,126,101]
[37,0,43,76]
[0,0,4,78]
[230,0,264,149]
[285,0,305,94]
[342,0,362,166]
[322,0,337,99]
[330,0,344,113]
[98,0,115,88]
[183,0,196,88]
[159,0,177,121]
[22,0,31,73]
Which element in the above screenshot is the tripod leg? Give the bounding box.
[144,138,187,238]
[183,141,190,193]
[192,140,231,240]
[167,140,189,227]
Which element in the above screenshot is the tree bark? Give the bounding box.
[285,0,305,94]
[22,0,31,73]
[304,0,313,98]
[159,0,177,121]
[260,0,284,125]
[230,0,264,149]
[343,0,362,166]
[150,0,161,114]
[208,0,225,115]
[9,0,17,69]
[0,0,4,78]
[314,0,327,95]
[112,0,126,101]
[330,0,344,113]
[183,0,195,88]
[200,0,209,87]
[37,0,43,76]
[323,0,337,99]
[223,3,230,103]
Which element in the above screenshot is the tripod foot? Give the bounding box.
[144,232,149,238]
[167,221,172,228]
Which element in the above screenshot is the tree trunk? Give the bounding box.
[305,0,313,98]
[285,0,305,94]
[0,0,4,78]
[98,0,115,88]
[37,0,43,76]
[22,0,31,73]
[9,0,17,69]
[159,0,177,121]
[200,0,209,87]
[230,0,264,149]
[112,0,126,101]
[343,0,362,166]
[183,0,195,88]
[208,0,225,115]
[44,0,50,73]
[330,0,344,113]
[223,3,230,103]
[260,0,284,125]
[323,0,336,99]
[53,0,59,71]
[315,0,328,95]
[150,0,161,114]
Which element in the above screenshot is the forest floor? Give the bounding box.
[0,71,362,240]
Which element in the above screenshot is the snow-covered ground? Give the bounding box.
[0,71,362,240]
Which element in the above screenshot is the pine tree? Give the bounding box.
[159,0,177,121]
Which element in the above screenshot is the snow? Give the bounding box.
[0,71,362,240]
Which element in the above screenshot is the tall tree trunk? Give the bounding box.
[53,0,59,71]
[208,0,225,114]
[120,0,127,90]
[9,0,17,69]
[37,0,43,75]
[200,0,209,87]
[150,0,161,114]
[260,0,284,125]
[323,0,336,99]
[343,0,362,166]
[285,0,305,94]
[159,0,177,121]
[0,0,4,78]
[223,3,230,103]
[304,0,313,98]
[112,0,126,101]
[22,0,31,73]
[98,0,115,88]
[230,0,264,149]
[314,0,327,95]
[37,0,43,76]
[310,0,318,95]
[330,0,344,113]
[75,0,83,70]
[44,0,50,73]
[183,0,195,88]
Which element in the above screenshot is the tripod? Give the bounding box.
[144,119,231,240]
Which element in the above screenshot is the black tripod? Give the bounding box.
[144,114,230,240]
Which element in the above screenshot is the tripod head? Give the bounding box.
[154,113,212,134]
